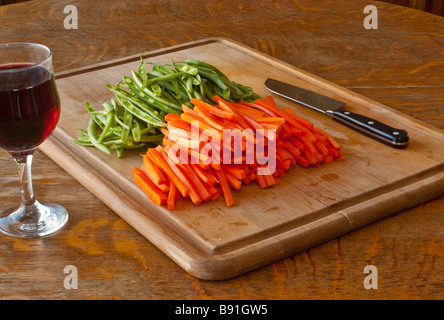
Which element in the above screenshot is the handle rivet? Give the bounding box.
[344,111,350,115]
[393,131,399,135]
[368,121,374,125]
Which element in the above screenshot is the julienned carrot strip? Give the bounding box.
[141,163,169,194]
[215,168,235,207]
[167,126,191,140]
[299,134,319,163]
[255,99,306,131]
[221,119,240,131]
[287,135,305,151]
[207,184,219,196]
[323,154,334,164]
[168,119,193,133]
[328,147,341,158]
[232,103,267,118]
[213,96,251,130]
[133,167,167,206]
[314,140,329,157]
[179,163,212,201]
[278,148,295,164]
[239,101,276,117]
[147,148,189,198]
[210,190,220,201]
[167,180,177,210]
[198,159,210,170]
[255,117,286,124]
[304,127,317,142]
[241,114,263,130]
[273,176,280,185]
[296,155,310,168]
[279,123,293,139]
[161,150,202,205]
[185,148,210,168]
[142,154,166,184]
[232,163,249,175]
[247,171,256,180]
[264,173,276,187]
[191,163,218,186]
[223,166,247,180]
[224,170,242,190]
[181,104,198,115]
[164,113,181,122]
[260,123,281,131]
[314,133,328,143]
[256,174,267,188]
[265,96,275,104]
[194,106,225,131]
[241,176,252,185]
[257,168,275,188]
[242,115,277,142]
[277,159,292,171]
[312,127,341,149]
[163,127,205,151]
[181,112,223,140]
[282,107,313,129]
[283,140,302,158]
[190,98,235,120]
[210,162,221,171]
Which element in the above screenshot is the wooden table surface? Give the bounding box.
[0,0,443,300]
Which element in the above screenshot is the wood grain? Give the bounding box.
[0,0,443,298]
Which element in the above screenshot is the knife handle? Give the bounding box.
[329,108,409,148]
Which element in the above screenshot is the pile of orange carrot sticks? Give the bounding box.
[133,95,343,209]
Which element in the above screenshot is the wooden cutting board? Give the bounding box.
[41,38,444,280]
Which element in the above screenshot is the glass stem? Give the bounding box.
[15,153,37,208]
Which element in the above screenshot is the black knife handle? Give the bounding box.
[330,108,409,148]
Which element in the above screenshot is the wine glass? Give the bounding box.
[0,43,68,238]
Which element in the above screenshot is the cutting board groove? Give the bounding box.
[41,38,444,280]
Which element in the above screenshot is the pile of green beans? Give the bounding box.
[72,55,260,158]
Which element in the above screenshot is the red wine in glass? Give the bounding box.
[0,63,60,153]
[0,43,68,238]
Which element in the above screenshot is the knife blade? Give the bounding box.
[265,78,409,148]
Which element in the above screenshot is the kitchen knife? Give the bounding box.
[265,78,409,148]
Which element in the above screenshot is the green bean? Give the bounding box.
[109,86,165,124]
[184,59,229,80]
[114,113,129,130]
[107,84,161,118]
[139,126,156,135]
[138,133,164,142]
[121,108,132,142]
[85,102,106,130]
[72,140,93,147]
[116,148,124,158]
[97,103,115,143]
[151,83,162,97]
[138,53,148,81]
[142,71,186,88]
[131,120,141,142]
[115,94,165,128]
[102,138,125,146]
[127,73,183,112]
[196,69,228,91]
[123,143,147,149]
[87,118,111,154]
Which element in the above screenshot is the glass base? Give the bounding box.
[0,200,68,238]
